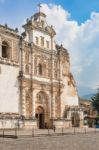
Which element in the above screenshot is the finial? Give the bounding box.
[61,44,63,48]
[38,3,42,22]
[15,28,18,33]
[38,3,42,14]
[5,24,8,28]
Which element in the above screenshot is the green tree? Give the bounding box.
[91,88,99,115]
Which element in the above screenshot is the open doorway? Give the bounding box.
[35,106,45,129]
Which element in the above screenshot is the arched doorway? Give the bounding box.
[35,106,45,129]
[35,91,49,129]
[71,112,80,127]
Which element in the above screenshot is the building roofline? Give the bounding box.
[0,24,19,34]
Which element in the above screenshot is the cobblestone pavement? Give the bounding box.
[0,133,99,150]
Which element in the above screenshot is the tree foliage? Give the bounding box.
[91,88,99,114]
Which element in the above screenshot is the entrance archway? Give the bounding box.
[71,112,80,127]
[35,106,45,129]
[35,91,49,129]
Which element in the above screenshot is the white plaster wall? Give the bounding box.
[0,64,19,113]
[33,30,51,49]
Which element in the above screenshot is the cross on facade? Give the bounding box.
[38,3,42,14]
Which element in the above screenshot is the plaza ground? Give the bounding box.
[0,128,99,150]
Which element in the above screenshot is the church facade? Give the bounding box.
[0,10,83,129]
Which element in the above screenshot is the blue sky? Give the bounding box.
[0,0,99,27]
[0,0,99,91]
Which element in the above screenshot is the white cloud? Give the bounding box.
[41,4,99,89]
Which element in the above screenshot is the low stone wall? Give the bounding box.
[0,118,21,129]
[0,118,38,129]
[53,119,72,128]
[23,119,37,129]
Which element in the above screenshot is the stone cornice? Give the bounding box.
[0,57,19,67]
[22,76,64,88]
[0,24,20,39]
[0,113,19,119]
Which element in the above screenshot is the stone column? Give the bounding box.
[18,37,24,117]
[50,36,54,119]
[32,89,36,118]
[22,89,26,117]
[52,94,55,118]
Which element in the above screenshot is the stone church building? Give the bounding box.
[0,9,83,129]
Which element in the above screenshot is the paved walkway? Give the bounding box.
[0,133,99,150]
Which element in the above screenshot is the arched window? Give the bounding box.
[38,63,42,75]
[2,41,9,58]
